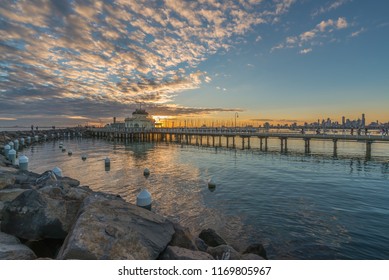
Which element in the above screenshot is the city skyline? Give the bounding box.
[1,0,389,127]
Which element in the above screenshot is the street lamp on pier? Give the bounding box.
[234,112,239,131]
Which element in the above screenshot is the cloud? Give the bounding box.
[300,31,317,42]
[336,17,348,29]
[300,48,312,54]
[350,27,366,37]
[275,0,296,15]
[312,0,352,17]
[273,17,349,53]
[1,0,273,121]
[0,117,17,121]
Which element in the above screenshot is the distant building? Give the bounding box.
[124,108,155,129]
[362,113,366,127]
[108,116,125,129]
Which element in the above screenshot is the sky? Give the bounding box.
[1,0,388,127]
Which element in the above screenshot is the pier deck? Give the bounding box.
[88,128,389,158]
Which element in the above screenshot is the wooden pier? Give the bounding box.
[88,128,389,159]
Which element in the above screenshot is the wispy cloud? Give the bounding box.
[0,117,17,121]
[350,27,366,37]
[312,0,352,17]
[272,17,349,54]
[275,0,296,15]
[300,48,312,54]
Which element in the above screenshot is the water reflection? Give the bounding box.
[22,138,389,259]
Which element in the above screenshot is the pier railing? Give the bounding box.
[88,127,389,158]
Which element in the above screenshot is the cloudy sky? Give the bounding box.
[1,0,388,127]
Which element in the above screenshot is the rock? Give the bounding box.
[34,171,58,188]
[0,232,37,260]
[242,243,267,259]
[15,171,40,187]
[0,168,17,190]
[24,239,64,259]
[1,185,92,240]
[0,201,4,220]
[241,253,266,260]
[198,228,227,247]
[0,155,6,167]
[159,246,214,260]
[0,188,29,203]
[60,176,80,188]
[194,237,208,252]
[57,192,175,260]
[34,171,80,189]
[169,223,197,251]
[207,245,242,260]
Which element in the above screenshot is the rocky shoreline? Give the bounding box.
[1,130,267,260]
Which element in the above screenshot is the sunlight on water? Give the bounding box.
[21,138,389,259]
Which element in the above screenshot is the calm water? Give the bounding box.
[17,137,389,259]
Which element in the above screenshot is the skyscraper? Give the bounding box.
[362,113,365,127]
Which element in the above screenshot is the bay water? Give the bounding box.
[19,137,389,259]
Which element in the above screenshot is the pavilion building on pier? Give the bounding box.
[124,108,155,129]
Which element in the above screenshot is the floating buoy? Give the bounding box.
[136,189,152,210]
[59,141,63,148]
[62,147,66,152]
[68,150,72,156]
[34,135,39,142]
[105,157,111,171]
[8,149,16,165]
[144,168,150,177]
[4,144,10,157]
[208,178,216,190]
[14,139,19,151]
[26,136,31,144]
[81,154,87,161]
[52,167,62,177]
[20,138,25,146]
[8,141,14,150]
[19,155,29,171]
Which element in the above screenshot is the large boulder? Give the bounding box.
[194,237,208,252]
[198,228,227,247]
[159,246,214,260]
[0,188,29,203]
[0,232,37,260]
[0,201,4,220]
[242,243,267,259]
[241,253,266,260]
[169,223,197,251]
[207,244,241,260]
[1,184,92,240]
[57,192,175,260]
[34,171,80,189]
[0,167,17,190]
